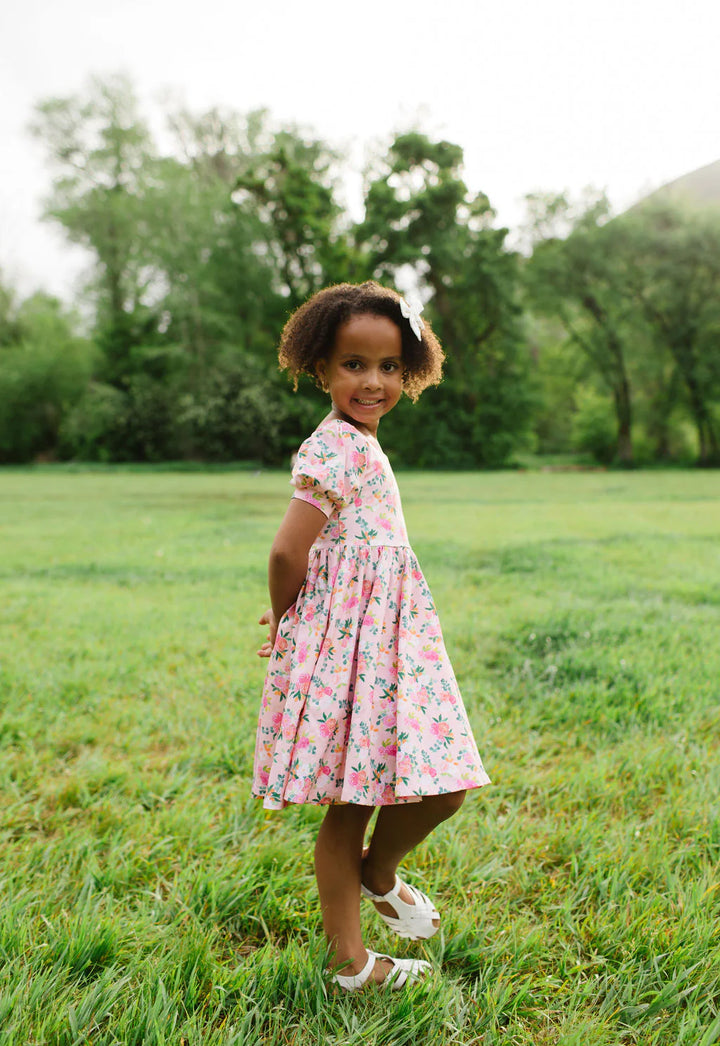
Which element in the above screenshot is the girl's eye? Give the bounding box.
[382,362,400,372]
[344,361,361,371]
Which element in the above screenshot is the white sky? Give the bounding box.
[2,0,720,300]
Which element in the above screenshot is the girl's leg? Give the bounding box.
[314,803,375,975]
[362,791,466,919]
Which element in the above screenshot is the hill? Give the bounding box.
[639,158,720,208]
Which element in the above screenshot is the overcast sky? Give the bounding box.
[2,0,719,300]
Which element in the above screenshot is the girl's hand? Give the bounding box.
[257,609,278,658]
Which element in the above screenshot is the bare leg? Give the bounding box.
[314,803,380,976]
[362,791,466,922]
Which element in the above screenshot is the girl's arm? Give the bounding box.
[257,498,327,658]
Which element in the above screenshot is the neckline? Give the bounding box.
[320,415,386,453]
[324,414,383,447]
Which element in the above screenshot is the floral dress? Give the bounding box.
[252,417,490,810]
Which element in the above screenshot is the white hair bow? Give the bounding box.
[399,295,425,341]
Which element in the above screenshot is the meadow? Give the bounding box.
[1,465,719,1045]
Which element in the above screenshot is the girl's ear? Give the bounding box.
[315,361,328,392]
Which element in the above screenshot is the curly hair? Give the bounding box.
[278,281,444,401]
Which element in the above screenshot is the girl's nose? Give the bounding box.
[363,370,382,389]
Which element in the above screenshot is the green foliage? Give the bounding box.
[14,76,720,467]
[59,365,290,465]
[616,201,720,464]
[1,468,720,1043]
[525,192,720,468]
[570,388,617,464]
[524,192,636,465]
[359,132,533,466]
[30,74,156,326]
[176,361,288,463]
[58,382,128,461]
[236,129,354,305]
[524,314,579,454]
[0,293,94,462]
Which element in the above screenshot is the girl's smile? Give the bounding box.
[316,314,403,436]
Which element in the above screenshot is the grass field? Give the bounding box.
[1,466,719,1045]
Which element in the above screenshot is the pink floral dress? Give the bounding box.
[252,417,490,810]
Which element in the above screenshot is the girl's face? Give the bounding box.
[316,314,403,436]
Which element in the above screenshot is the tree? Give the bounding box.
[0,290,94,462]
[358,132,532,467]
[619,202,720,465]
[30,86,305,463]
[30,74,159,388]
[524,193,637,465]
[235,128,357,308]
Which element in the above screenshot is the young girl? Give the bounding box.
[253,281,490,991]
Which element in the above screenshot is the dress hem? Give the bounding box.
[252,776,491,811]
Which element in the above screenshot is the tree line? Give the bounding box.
[2,74,719,468]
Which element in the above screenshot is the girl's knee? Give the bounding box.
[431,789,467,818]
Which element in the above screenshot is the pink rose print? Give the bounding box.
[422,647,440,662]
[252,417,490,811]
[319,717,338,738]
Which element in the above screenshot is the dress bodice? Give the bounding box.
[291,418,409,549]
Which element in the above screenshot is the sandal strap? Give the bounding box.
[331,949,377,991]
[361,876,439,920]
[360,875,402,903]
[375,953,433,990]
[333,951,433,991]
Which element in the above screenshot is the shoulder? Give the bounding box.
[299,418,369,461]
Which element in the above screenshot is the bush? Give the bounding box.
[59,362,293,464]
[0,296,94,463]
[178,383,286,463]
[60,377,180,462]
[570,389,616,464]
[58,382,129,461]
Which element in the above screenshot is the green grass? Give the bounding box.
[1,467,719,1045]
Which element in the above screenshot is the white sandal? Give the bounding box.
[361,876,440,940]
[332,949,432,991]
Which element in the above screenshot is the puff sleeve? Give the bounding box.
[291,422,367,518]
